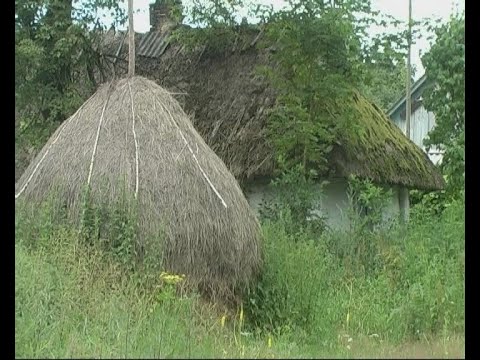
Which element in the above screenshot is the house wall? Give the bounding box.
[244,178,401,231]
[391,103,443,165]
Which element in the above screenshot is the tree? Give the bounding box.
[258,2,365,176]
[15,0,126,125]
[360,44,408,111]
[255,0,414,176]
[421,12,465,195]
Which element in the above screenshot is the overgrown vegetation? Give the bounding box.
[408,12,465,210]
[15,180,465,357]
[15,1,465,358]
[422,11,465,197]
[258,3,360,177]
[245,175,464,342]
[172,0,413,177]
[170,0,247,53]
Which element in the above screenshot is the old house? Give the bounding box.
[100,0,444,230]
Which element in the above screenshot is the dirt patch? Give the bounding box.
[345,334,465,359]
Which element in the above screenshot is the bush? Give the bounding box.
[245,210,339,341]
[245,187,465,345]
[258,164,328,235]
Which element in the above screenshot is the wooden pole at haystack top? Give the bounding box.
[128,0,135,77]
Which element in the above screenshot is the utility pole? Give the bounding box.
[400,0,412,224]
[128,0,135,77]
[406,0,412,139]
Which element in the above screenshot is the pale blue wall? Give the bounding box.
[388,78,443,165]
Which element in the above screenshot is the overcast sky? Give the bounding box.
[108,0,464,80]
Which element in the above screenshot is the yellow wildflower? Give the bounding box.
[239,304,244,324]
[160,271,185,285]
[268,335,272,348]
[221,315,226,328]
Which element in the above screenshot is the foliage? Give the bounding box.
[170,0,247,53]
[258,163,327,234]
[183,0,245,26]
[421,12,465,197]
[359,14,426,111]
[409,186,447,217]
[15,189,464,357]
[245,190,464,344]
[245,213,338,340]
[164,0,420,177]
[15,185,165,274]
[254,0,418,177]
[258,2,365,177]
[360,58,407,111]
[15,226,199,358]
[15,0,126,152]
[80,188,140,270]
[346,175,394,229]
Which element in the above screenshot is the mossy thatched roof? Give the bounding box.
[103,27,445,191]
[331,91,445,190]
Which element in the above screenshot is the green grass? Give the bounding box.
[15,197,465,358]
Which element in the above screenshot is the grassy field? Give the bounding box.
[15,197,465,358]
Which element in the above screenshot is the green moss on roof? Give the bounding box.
[329,91,445,190]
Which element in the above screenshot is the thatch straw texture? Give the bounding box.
[15,76,262,297]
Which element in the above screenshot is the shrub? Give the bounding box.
[245,181,464,345]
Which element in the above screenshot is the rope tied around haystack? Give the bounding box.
[128,79,140,198]
[15,92,97,200]
[86,84,113,188]
[152,89,228,209]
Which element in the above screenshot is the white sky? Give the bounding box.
[110,0,464,80]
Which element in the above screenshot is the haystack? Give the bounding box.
[15,76,262,297]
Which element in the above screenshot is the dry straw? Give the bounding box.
[15,76,263,299]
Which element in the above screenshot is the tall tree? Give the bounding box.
[15,0,126,125]
[422,12,465,196]
[258,0,367,176]
[253,0,412,176]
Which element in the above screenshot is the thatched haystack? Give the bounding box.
[15,76,262,298]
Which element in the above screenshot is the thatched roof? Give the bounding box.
[15,76,262,298]
[104,27,445,191]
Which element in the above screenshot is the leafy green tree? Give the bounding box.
[360,13,427,111]
[15,0,126,125]
[421,12,465,195]
[257,0,414,177]
[258,2,363,176]
[360,45,408,111]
